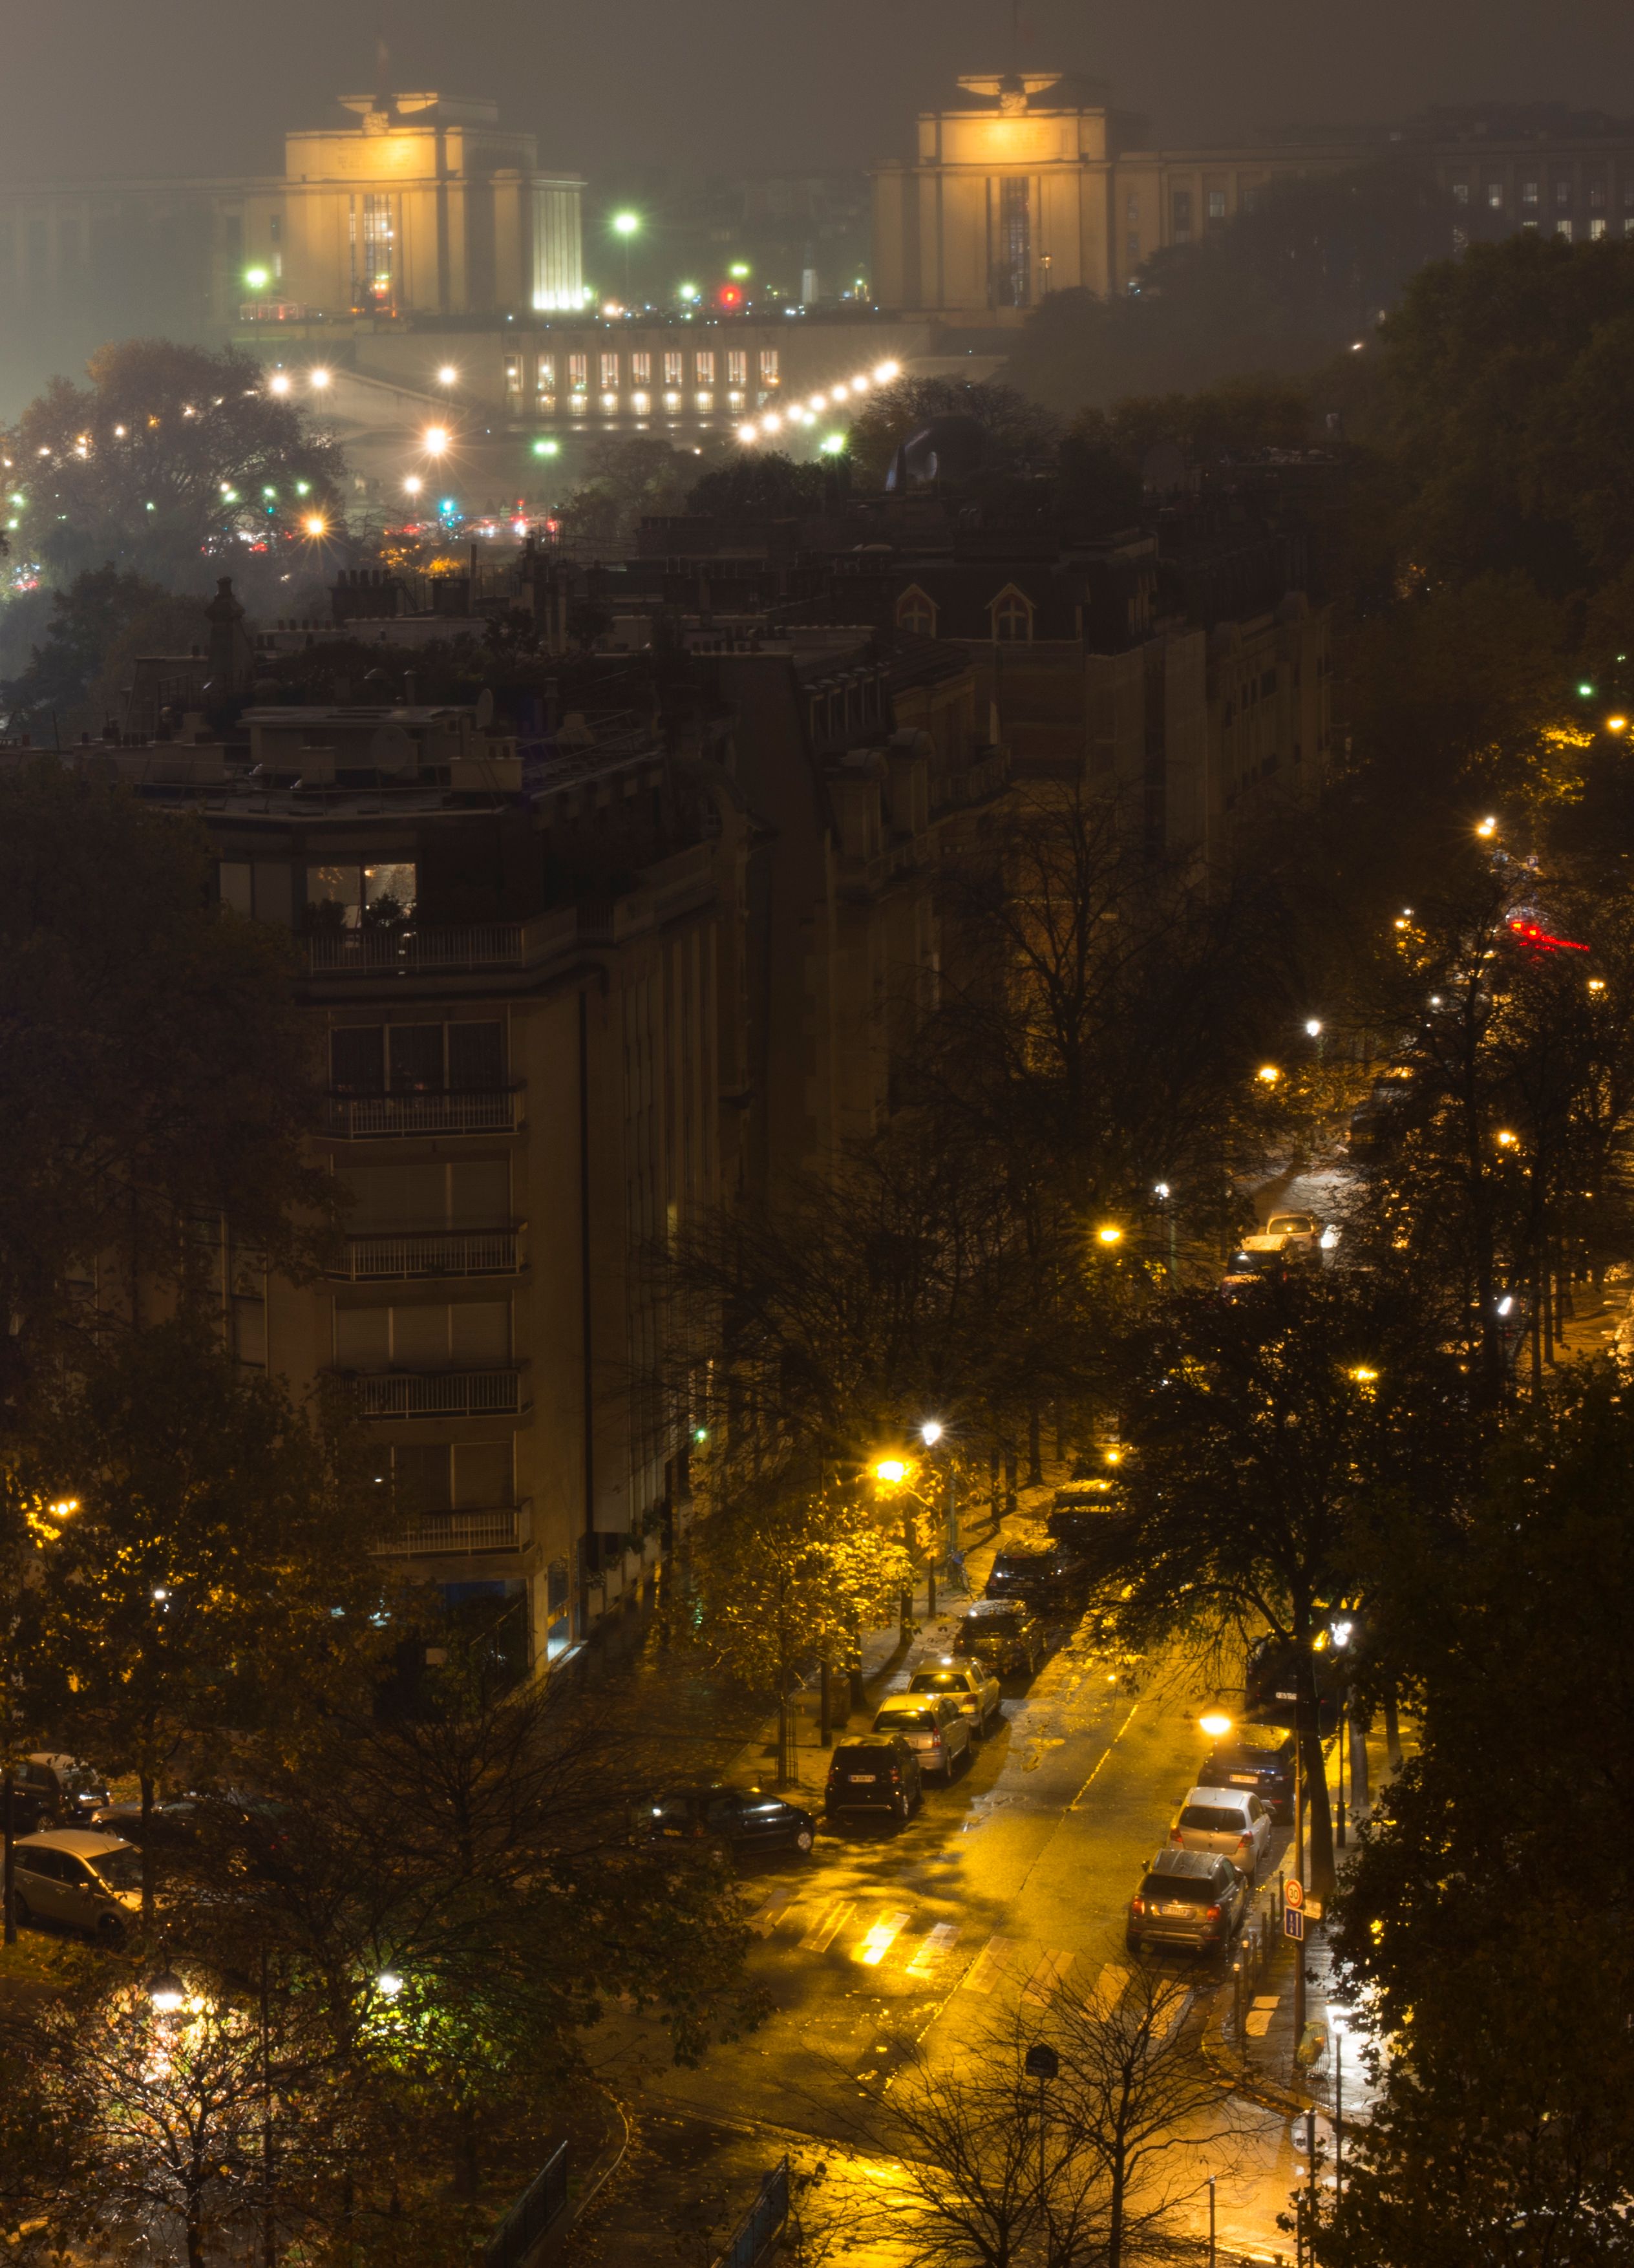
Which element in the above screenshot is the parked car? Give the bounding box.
[639,1785,816,1861]
[1264,1212,1322,1257]
[1126,1848,1251,1958]
[1047,1478,1124,1551]
[907,1660,1003,1735]
[872,1693,974,1779]
[5,1754,110,1836]
[952,1600,1046,1676]
[8,1831,142,1944]
[984,1546,1092,1611]
[1196,1722,1296,1819]
[824,1736,922,1823]
[1169,1786,1271,1876]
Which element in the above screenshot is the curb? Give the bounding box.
[1200,1980,1315,2121]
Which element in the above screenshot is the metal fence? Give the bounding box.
[323,1090,522,1139]
[374,1506,525,1556]
[329,1229,520,1282]
[714,2159,789,2268]
[353,1369,522,1419]
[485,2140,569,2268]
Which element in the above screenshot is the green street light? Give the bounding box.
[531,438,560,457]
[820,434,847,455]
[612,211,641,237]
[244,265,271,291]
[729,261,752,280]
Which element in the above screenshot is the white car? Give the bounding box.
[907,1660,1003,1735]
[1168,1786,1271,1877]
[871,1693,975,1779]
[1264,1212,1321,1256]
[9,1830,142,1943]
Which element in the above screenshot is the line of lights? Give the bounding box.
[737,360,900,447]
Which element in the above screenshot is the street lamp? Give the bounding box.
[376,1970,404,2000]
[1024,2041,1059,2215]
[1199,1710,1233,1741]
[1096,1225,1122,1247]
[422,427,449,456]
[436,364,458,387]
[612,210,641,297]
[873,1459,922,1640]
[149,1968,186,2015]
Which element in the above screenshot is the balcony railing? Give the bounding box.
[375,1505,528,1556]
[304,912,578,979]
[350,1370,523,1419]
[329,1230,521,1283]
[323,1090,522,1139]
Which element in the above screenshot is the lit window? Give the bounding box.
[536,355,556,393]
[1591,217,1607,239]
[1487,182,1503,208]
[758,348,780,382]
[1557,218,1573,241]
[695,350,716,384]
[631,352,652,385]
[664,350,684,385]
[1451,180,1470,205]
[568,354,588,392]
[1522,180,1539,207]
[600,352,619,389]
[727,350,747,385]
[504,355,522,396]
[991,586,1032,644]
[727,391,744,407]
[695,392,713,410]
[1207,188,1226,220]
[631,391,650,412]
[1626,217,1634,237]
[896,587,936,638]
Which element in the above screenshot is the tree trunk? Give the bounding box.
[989,1435,1001,1523]
[1383,1686,1402,1769]
[1026,1404,1043,1488]
[140,1770,155,1933]
[776,1687,792,1787]
[186,2204,206,2268]
[1003,1441,1017,1516]
[2,1766,14,1947]
[1295,1640,1335,1901]
[1348,1702,1370,1818]
[1107,2161,1126,2268]
[456,2101,479,2199]
[819,1660,833,1748]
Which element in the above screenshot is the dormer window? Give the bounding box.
[897,585,937,639]
[990,585,1034,644]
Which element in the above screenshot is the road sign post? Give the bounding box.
[1286,1876,1306,2068]
[1284,1905,1305,1942]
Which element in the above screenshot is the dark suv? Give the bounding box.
[1126,1848,1250,1958]
[824,1736,922,1823]
[5,1755,110,1836]
[639,1785,816,1861]
[953,1599,1045,1675]
[984,1548,1091,1611]
[1196,1722,1296,1819]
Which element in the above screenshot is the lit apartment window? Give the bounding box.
[990,586,1033,644]
[663,390,682,408]
[306,862,417,926]
[600,352,619,389]
[727,391,744,408]
[1207,188,1227,220]
[1627,217,1634,237]
[568,353,588,394]
[1557,218,1574,242]
[1487,182,1504,208]
[695,350,716,385]
[1592,217,1607,240]
[631,392,650,413]
[600,393,618,412]
[727,349,747,385]
[504,355,522,399]
[1522,180,1539,207]
[536,355,555,392]
[631,352,652,385]
[1452,181,1470,206]
[664,350,684,385]
[758,348,780,383]
[1171,187,1192,242]
[695,392,713,410]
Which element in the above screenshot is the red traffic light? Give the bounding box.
[717,284,744,310]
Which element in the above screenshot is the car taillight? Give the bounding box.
[1205,1904,1222,1920]
[1171,1830,1183,1845]
[890,1767,902,1782]
[1236,1834,1251,1850]
[1130,1897,1145,1915]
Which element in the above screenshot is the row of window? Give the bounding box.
[333,1297,511,1369]
[1455,218,1632,247]
[897,585,1034,641]
[504,347,778,396]
[372,1440,515,1515]
[1452,177,1634,209]
[330,1019,507,1097]
[339,1158,510,1230]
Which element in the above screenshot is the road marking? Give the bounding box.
[1091,1962,1129,2013]
[1067,1699,1141,1811]
[1251,1995,1280,2008]
[746,1891,794,1938]
[855,1911,911,1966]
[961,1934,1019,1993]
[1244,2008,1275,2036]
[800,1900,855,1952]
[906,1922,962,1977]
[1021,1949,1076,2007]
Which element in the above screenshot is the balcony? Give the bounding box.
[350,1370,523,1419]
[328,1230,522,1283]
[323,1088,523,1139]
[374,1504,529,1556]
[304,913,576,979]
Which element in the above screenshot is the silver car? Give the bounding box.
[1168,1786,1271,1876]
[871,1694,974,1779]
[10,1831,142,1944]
[907,1660,1003,1735]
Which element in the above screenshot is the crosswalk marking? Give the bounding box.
[746,1891,794,1938]
[855,1911,912,1966]
[800,1899,855,1953]
[1021,1949,1076,2007]
[1244,2007,1275,2037]
[962,1934,1019,1993]
[1091,1962,1129,2013]
[906,1922,962,1977]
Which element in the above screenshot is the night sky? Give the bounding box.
[5,0,1634,184]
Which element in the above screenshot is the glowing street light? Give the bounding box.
[1305,1019,1322,1038]
[403,475,423,496]
[820,434,847,454]
[1476,816,1496,837]
[613,211,642,237]
[531,437,560,457]
[1257,1065,1280,1085]
[920,1420,944,1447]
[1199,1710,1233,1740]
[244,266,270,291]
[308,367,332,388]
[873,1459,907,1486]
[436,364,458,387]
[376,1971,405,2000]
[1608,715,1629,734]
[1096,1225,1123,1246]
[268,372,291,396]
[302,514,328,537]
[423,426,449,455]
[149,1969,186,2015]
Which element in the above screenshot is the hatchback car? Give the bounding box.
[9,1831,142,1944]
[985,1547,1092,1611]
[1264,1212,1321,1256]
[1169,1786,1270,1876]
[824,1736,922,1823]
[908,1660,1003,1735]
[872,1694,973,1779]
[1196,1722,1296,1818]
[952,1600,1046,1676]
[640,1785,816,1861]
[1127,1847,1250,1957]
[6,1754,111,1836]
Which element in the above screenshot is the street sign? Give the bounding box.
[1284,1905,1305,1942]
[1284,1877,1305,1911]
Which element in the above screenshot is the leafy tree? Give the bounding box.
[846,377,1059,488]
[0,565,209,737]
[0,758,331,1411]
[1101,1273,1476,1897]
[554,435,708,552]
[1316,1374,1634,2267]
[1071,374,1314,469]
[4,341,346,590]
[15,1320,383,1923]
[684,449,834,525]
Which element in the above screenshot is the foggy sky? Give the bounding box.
[5,0,1634,184]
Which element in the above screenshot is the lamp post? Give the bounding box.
[612,210,641,300]
[873,1459,917,1642]
[1023,2040,1059,2244]
[920,1420,953,1616]
[1153,1183,1178,1284]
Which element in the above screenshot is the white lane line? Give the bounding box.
[1091,1961,1129,2013]
[1021,1949,1076,2007]
[906,1922,962,1977]
[800,1899,855,1952]
[962,1934,1019,1993]
[746,1891,793,1938]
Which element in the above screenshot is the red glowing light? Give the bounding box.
[1507,916,1589,955]
[717,284,744,310]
